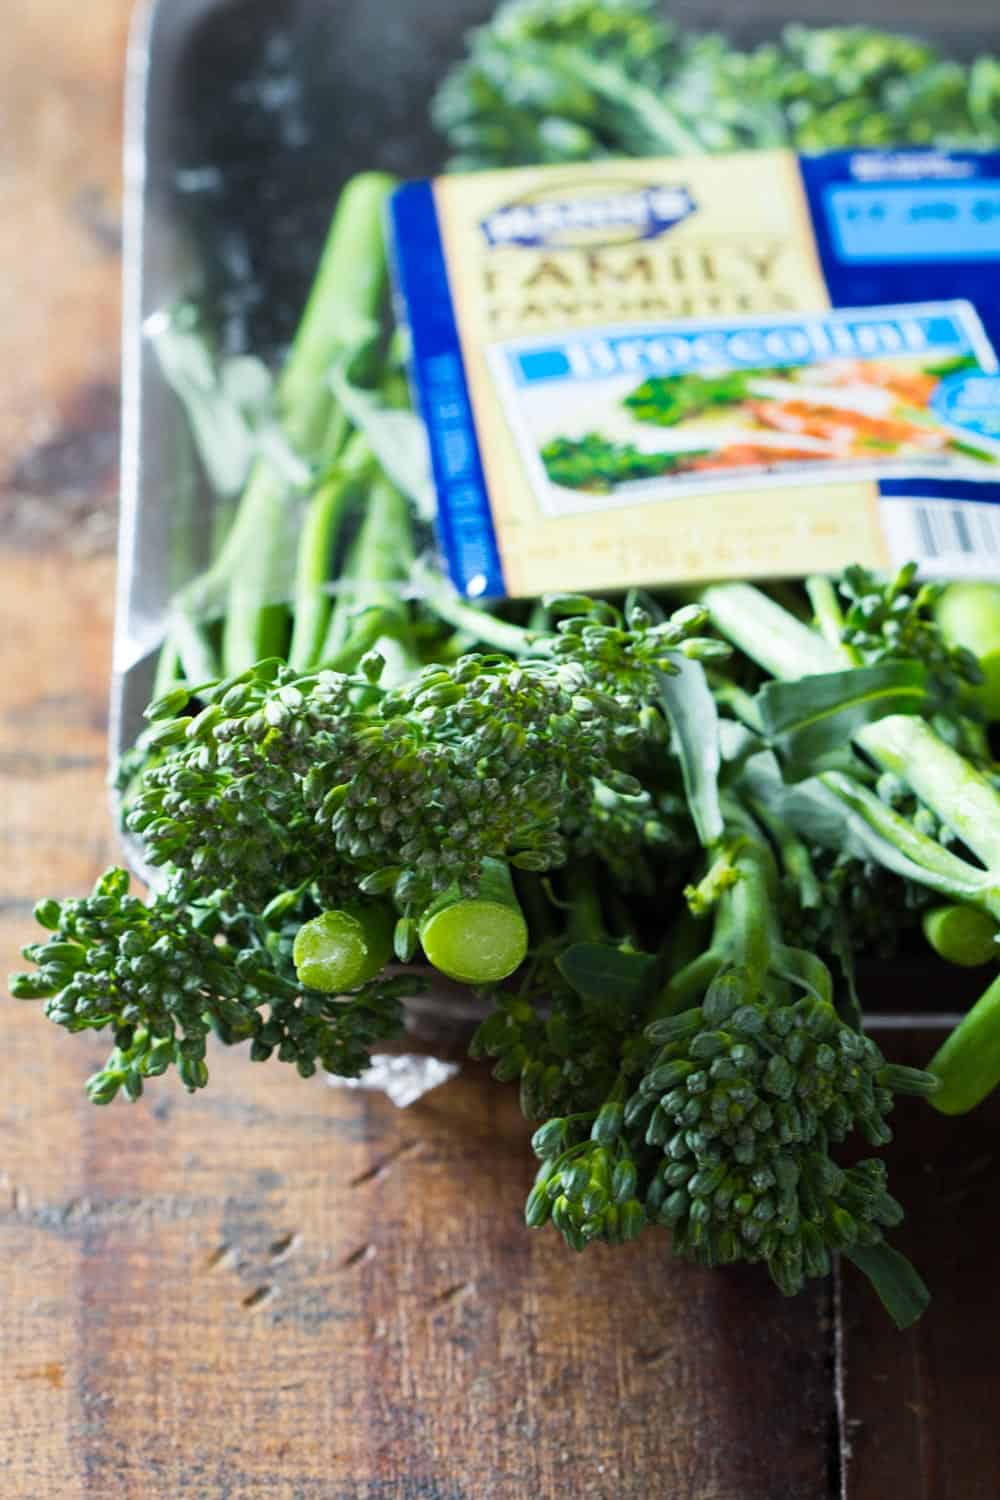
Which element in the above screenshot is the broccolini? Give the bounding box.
[10,2,1000,1334]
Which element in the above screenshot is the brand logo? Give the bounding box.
[480,181,696,249]
[848,150,974,182]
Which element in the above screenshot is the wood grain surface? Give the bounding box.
[1,3,998,1497]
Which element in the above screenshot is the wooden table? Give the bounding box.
[1,4,999,1495]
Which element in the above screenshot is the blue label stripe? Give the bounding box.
[799,150,1000,321]
[798,152,1000,518]
[388,181,505,599]
[879,478,1000,501]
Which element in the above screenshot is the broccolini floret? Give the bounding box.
[11,868,411,1104]
[524,817,939,1325]
[435,3,1000,169]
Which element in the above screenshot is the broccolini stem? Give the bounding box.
[513,872,557,947]
[418,858,529,983]
[319,533,363,662]
[292,903,395,992]
[152,598,221,695]
[749,796,822,911]
[214,465,292,674]
[563,860,607,945]
[150,632,184,701]
[922,904,1000,968]
[416,567,539,657]
[859,716,1000,871]
[710,829,778,994]
[805,575,855,661]
[818,771,1000,913]
[653,817,778,1018]
[663,904,708,975]
[287,432,373,673]
[317,358,415,666]
[652,949,722,1019]
[927,970,1000,1113]
[217,172,396,675]
[277,178,394,450]
[170,599,222,686]
[700,582,836,678]
[318,472,418,685]
[706,671,763,731]
[321,606,407,675]
[348,475,414,610]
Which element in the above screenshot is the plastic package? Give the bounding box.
[325,1053,460,1108]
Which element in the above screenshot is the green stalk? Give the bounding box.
[706,580,1000,1111]
[321,535,364,663]
[706,671,763,732]
[927,970,1000,1113]
[151,633,184,702]
[292,903,394,992]
[805,575,855,660]
[750,796,822,910]
[319,473,417,686]
[663,904,707,976]
[418,858,529,983]
[651,950,722,1020]
[711,831,778,994]
[652,819,777,1020]
[855,716,1000,871]
[563,860,607,945]
[513,872,556,948]
[416,566,539,657]
[818,771,1000,911]
[217,469,293,672]
[287,432,373,673]
[700,583,837,679]
[323,607,407,675]
[347,476,413,610]
[922,905,1000,968]
[214,172,395,675]
[170,602,221,686]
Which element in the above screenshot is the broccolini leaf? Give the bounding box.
[658,658,723,846]
[756,662,929,781]
[844,1242,931,1330]
[556,942,657,1004]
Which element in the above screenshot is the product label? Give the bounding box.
[389,149,1000,597]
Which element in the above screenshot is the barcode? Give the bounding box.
[880,497,1000,579]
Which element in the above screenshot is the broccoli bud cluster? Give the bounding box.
[527,969,936,1296]
[837,562,984,702]
[633,971,930,1294]
[124,599,719,919]
[11,868,409,1103]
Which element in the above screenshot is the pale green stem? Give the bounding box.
[702,582,1000,871]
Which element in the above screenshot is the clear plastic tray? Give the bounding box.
[115,0,995,1038]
